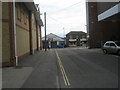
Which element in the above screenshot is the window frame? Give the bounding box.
[104,43,110,47]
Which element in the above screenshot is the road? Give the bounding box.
[14,48,119,88]
[55,48,119,88]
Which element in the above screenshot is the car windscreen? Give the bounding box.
[115,42,120,46]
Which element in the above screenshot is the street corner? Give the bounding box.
[2,67,34,88]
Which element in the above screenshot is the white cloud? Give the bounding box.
[35,0,87,37]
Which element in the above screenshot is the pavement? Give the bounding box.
[2,47,120,89]
[2,67,33,88]
[2,50,60,88]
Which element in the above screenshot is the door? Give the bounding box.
[104,43,110,53]
[51,41,57,48]
[109,43,117,53]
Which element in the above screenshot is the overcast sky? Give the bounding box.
[34,0,87,37]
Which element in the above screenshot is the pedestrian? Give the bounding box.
[48,44,51,50]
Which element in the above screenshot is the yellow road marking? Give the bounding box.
[61,65,70,86]
[56,50,67,86]
[55,50,70,86]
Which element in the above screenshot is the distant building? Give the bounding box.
[1,2,43,66]
[66,31,87,47]
[86,1,120,48]
[42,33,65,48]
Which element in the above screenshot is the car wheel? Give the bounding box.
[118,50,120,56]
[103,49,107,54]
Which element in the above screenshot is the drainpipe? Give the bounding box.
[13,0,18,66]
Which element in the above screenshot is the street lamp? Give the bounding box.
[44,12,47,51]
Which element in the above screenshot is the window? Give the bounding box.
[21,9,24,22]
[115,41,120,46]
[70,35,72,39]
[105,43,109,46]
[76,35,79,39]
[110,43,116,47]
[82,35,85,38]
[17,4,21,21]
[24,12,28,25]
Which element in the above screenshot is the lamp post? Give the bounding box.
[44,12,47,51]
[85,24,89,48]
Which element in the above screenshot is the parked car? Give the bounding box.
[57,45,64,48]
[102,41,120,55]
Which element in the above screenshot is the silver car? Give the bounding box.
[102,41,120,55]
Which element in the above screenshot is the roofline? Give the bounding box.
[24,2,37,13]
[42,33,63,39]
[66,31,86,35]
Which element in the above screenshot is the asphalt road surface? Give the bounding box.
[19,48,119,88]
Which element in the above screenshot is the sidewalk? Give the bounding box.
[2,50,60,88]
[2,67,33,88]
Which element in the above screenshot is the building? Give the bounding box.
[42,33,65,48]
[66,31,87,47]
[1,2,43,66]
[0,2,2,66]
[86,1,120,48]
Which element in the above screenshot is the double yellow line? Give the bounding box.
[55,50,70,86]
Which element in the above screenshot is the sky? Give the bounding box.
[34,0,87,38]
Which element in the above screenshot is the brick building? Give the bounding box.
[1,1,43,66]
[66,31,87,47]
[86,1,120,48]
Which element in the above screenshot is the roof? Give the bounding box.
[42,33,65,41]
[66,31,86,35]
[105,41,119,43]
[24,2,37,12]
